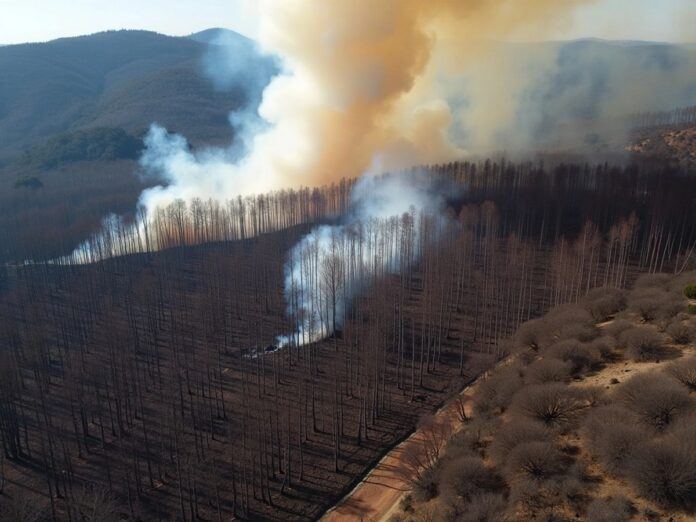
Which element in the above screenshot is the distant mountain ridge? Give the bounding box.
[0,29,276,163]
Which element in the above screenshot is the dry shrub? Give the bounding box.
[628,287,685,323]
[666,355,696,391]
[515,318,547,351]
[582,405,648,473]
[412,465,440,502]
[619,373,694,431]
[439,455,496,501]
[585,496,633,522]
[587,336,616,360]
[447,418,491,454]
[490,418,552,464]
[511,383,583,428]
[581,287,627,322]
[457,493,509,522]
[628,436,696,510]
[603,318,634,339]
[666,318,696,345]
[474,364,524,416]
[575,385,607,407]
[546,304,595,328]
[504,441,567,481]
[619,326,667,361]
[526,358,571,384]
[544,340,602,375]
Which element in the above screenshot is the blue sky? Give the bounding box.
[0,0,693,45]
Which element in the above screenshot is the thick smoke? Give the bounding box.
[137,0,599,210]
[137,0,696,212]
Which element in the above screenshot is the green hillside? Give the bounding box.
[0,29,275,163]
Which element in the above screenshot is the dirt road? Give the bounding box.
[321,378,482,522]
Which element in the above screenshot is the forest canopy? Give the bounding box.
[18,127,142,169]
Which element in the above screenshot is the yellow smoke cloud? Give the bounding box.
[253,0,595,185]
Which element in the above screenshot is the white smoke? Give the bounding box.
[277,168,454,347]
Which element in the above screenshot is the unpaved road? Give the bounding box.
[321,377,482,522]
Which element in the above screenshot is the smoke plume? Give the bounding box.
[138,0,599,210]
[277,169,452,347]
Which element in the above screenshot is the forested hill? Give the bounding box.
[0,29,276,163]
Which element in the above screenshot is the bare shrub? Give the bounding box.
[504,441,567,481]
[582,405,648,473]
[628,287,665,321]
[587,336,616,360]
[474,364,525,415]
[448,418,491,454]
[546,304,595,327]
[411,464,439,502]
[629,287,685,323]
[619,373,694,431]
[619,326,667,361]
[439,455,495,501]
[666,319,696,345]
[666,355,696,391]
[544,340,601,375]
[603,318,634,339]
[575,385,607,407]
[458,493,509,522]
[515,318,547,351]
[526,358,571,384]
[511,384,583,428]
[585,496,633,522]
[628,437,696,510]
[490,418,552,464]
[581,287,627,322]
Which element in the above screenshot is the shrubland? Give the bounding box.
[392,272,696,521]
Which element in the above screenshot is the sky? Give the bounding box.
[0,0,693,45]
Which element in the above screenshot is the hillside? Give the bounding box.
[0,29,276,163]
[389,272,696,522]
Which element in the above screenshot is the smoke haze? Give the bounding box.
[137,0,695,213]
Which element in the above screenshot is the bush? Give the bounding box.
[619,326,667,361]
[585,496,632,522]
[581,287,627,322]
[619,373,694,431]
[587,336,616,360]
[628,437,696,510]
[628,287,684,322]
[490,418,552,464]
[448,418,491,454]
[526,358,571,384]
[666,355,696,391]
[439,455,495,501]
[582,405,648,473]
[504,441,567,480]
[458,493,509,522]
[603,319,634,339]
[515,318,547,351]
[685,283,696,299]
[474,364,525,415]
[666,319,696,344]
[412,465,440,502]
[511,384,582,428]
[689,304,696,315]
[545,340,602,375]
